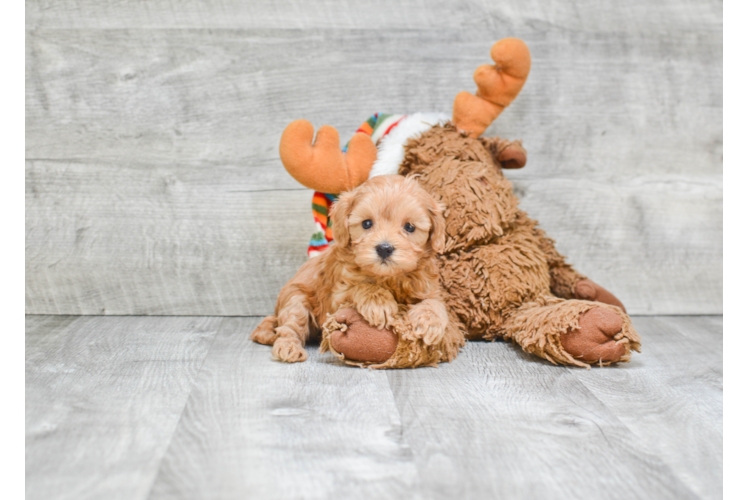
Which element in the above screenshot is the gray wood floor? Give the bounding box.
[26,314,723,500]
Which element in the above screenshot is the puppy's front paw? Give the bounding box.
[357,297,399,331]
[405,302,448,345]
[272,337,308,363]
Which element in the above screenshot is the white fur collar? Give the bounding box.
[368,112,449,178]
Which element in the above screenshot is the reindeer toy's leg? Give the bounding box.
[500,294,640,367]
[531,219,628,311]
[448,40,640,367]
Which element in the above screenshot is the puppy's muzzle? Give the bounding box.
[376,242,395,260]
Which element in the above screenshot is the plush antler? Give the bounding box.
[279,120,378,194]
[453,38,532,138]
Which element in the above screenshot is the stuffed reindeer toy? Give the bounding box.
[253,38,641,368]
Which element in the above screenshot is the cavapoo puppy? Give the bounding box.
[251,174,463,367]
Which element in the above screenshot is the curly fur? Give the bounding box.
[399,123,641,367]
[251,175,464,365]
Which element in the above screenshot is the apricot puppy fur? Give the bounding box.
[251,175,462,365]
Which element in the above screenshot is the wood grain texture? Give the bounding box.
[724,316,748,499]
[25,158,721,315]
[383,329,708,499]
[723,199,748,314]
[25,28,721,176]
[572,316,723,500]
[25,0,722,33]
[25,314,722,500]
[148,316,422,500]
[26,159,313,315]
[717,2,748,318]
[148,315,721,499]
[25,2,722,315]
[26,315,221,500]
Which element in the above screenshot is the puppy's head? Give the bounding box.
[331,175,445,277]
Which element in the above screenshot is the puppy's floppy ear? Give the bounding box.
[331,189,356,247]
[405,175,446,254]
[427,198,446,254]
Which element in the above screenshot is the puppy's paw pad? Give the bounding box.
[272,338,308,363]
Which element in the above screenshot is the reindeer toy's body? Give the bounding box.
[265,38,641,368]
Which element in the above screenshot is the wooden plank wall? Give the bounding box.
[717,2,748,314]
[25,1,722,316]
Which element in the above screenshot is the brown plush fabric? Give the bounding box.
[401,128,519,252]
[560,307,630,364]
[574,279,627,313]
[531,222,587,299]
[321,306,464,369]
[323,308,399,363]
[437,232,551,340]
[504,295,640,368]
[396,123,640,367]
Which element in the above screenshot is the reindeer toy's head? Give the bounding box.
[278,38,531,256]
[279,37,531,192]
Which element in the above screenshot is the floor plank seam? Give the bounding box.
[140,317,225,500]
[566,359,713,500]
[383,373,425,496]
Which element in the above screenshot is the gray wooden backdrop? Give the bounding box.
[25,0,723,316]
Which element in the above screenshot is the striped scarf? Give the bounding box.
[308,113,406,257]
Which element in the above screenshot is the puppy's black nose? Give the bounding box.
[376,242,395,259]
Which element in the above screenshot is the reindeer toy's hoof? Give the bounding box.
[323,308,399,364]
[321,307,465,369]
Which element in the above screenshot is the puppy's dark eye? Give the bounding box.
[362,219,373,230]
[404,223,416,233]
